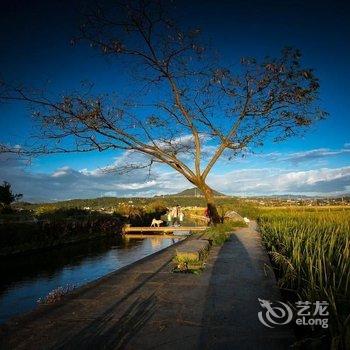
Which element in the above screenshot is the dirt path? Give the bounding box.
[0,224,294,349]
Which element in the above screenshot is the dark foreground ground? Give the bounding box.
[0,225,294,349]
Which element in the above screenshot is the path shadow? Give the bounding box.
[199,232,293,349]
[199,234,254,348]
[56,258,171,349]
[63,293,157,350]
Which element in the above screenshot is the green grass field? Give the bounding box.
[257,207,350,348]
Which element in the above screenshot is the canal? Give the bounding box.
[0,235,183,324]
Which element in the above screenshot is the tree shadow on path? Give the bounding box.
[56,258,171,349]
[199,232,294,349]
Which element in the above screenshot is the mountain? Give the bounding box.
[170,187,227,197]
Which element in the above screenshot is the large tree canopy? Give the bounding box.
[0,0,326,223]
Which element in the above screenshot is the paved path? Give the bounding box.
[0,224,294,349]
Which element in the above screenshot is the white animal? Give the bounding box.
[150,219,164,227]
[243,217,250,223]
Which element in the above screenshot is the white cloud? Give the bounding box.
[153,133,209,150]
[253,147,350,165]
[208,166,350,196]
[114,180,157,190]
[283,148,350,164]
[1,147,350,202]
[0,154,187,202]
[51,166,71,177]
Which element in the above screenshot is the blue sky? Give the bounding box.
[0,0,349,201]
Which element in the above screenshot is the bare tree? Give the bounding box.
[0,1,326,223]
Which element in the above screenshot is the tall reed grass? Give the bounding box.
[258,207,350,348]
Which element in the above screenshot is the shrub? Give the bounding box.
[173,254,205,273]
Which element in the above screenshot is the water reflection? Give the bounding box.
[0,236,181,324]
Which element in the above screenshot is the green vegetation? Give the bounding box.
[0,205,167,256]
[0,211,123,256]
[173,240,210,273]
[258,207,350,348]
[17,196,260,223]
[173,253,205,273]
[17,195,230,211]
[204,221,246,245]
[167,187,226,197]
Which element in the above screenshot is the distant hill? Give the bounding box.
[169,187,227,197]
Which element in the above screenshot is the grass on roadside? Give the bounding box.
[258,208,350,349]
[173,253,206,274]
[205,221,246,245]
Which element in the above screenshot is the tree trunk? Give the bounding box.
[198,182,221,225]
